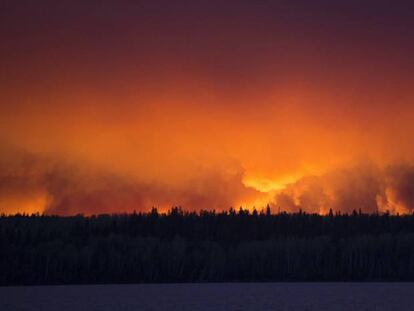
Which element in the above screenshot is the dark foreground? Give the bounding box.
[3,211,414,284]
[1,283,413,311]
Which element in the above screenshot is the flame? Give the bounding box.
[0,192,50,215]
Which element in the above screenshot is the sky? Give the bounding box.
[1,0,414,215]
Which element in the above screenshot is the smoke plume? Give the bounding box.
[272,163,414,214]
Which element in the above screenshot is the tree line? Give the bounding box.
[1,207,414,284]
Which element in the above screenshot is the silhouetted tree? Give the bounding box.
[1,210,414,284]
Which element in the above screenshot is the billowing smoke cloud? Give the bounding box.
[272,163,414,214]
[2,146,414,215]
[0,147,259,215]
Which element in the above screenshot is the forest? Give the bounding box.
[2,207,414,285]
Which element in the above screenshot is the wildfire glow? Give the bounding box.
[1,1,414,215]
[243,175,301,193]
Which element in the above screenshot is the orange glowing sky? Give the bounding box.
[1,1,414,215]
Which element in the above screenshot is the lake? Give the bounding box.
[0,283,413,311]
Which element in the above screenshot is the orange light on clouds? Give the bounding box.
[1,1,414,215]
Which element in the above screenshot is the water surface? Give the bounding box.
[1,283,413,311]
